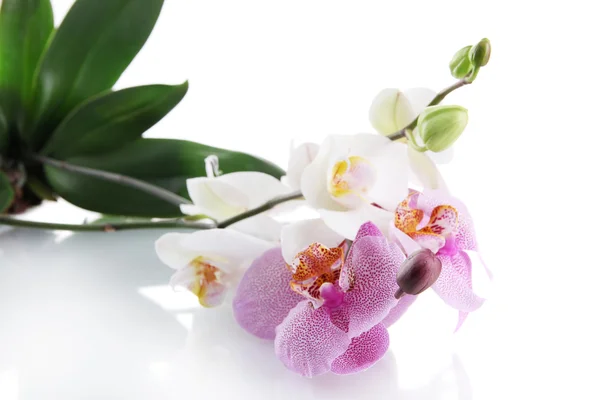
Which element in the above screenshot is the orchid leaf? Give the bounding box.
[44,139,286,217]
[0,170,15,212]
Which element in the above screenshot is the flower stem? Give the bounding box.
[0,216,212,232]
[387,78,471,141]
[217,191,303,228]
[0,191,304,232]
[31,154,192,207]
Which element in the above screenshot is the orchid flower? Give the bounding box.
[389,189,487,331]
[233,221,416,377]
[179,171,292,241]
[155,229,276,307]
[369,88,451,191]
[294,133,407,240]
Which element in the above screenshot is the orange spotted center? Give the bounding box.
[188,257,224,307]
[288,243,344,306]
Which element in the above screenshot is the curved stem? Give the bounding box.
[387,78,471,141]
[218,191,303,228]
[31,154,192,207]
[0,216,213,232]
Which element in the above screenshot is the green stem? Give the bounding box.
[218,191,303,228]
[387,78,471,141]
[0,216,212,232]
[31,154,192,207]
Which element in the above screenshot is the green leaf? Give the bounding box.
[0,170,15,212]
[44,139,286,217]
[25,174,56,201]
[0,0,54,126]
[26,0,164,149]
[42,82,188,158]
[0,107,8,155]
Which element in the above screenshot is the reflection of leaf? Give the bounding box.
[89,215,152,225]
[26,175,57,201]
[0,171,15,212]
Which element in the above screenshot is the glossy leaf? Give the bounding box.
[0,0,54,126]
[44,139,286,217]
[26,0,164,149]
[0,107,8,155]
[0,170,15,212]
[42,82,189,158]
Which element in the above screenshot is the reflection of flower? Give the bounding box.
[233,222,415,376]
[155,230,275,307]
[389,189,487,330]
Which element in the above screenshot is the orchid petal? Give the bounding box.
[233,248,304,339]
[179,229,275,273]
[429,147,454,164]
[432,251,484,312]
[388,223,422,256]
[155,232,200,270]
[403,87,437,116]
[274,301,351,377]
[421,205,459,237]
[381,294,418,328]
[456,311,469,332]
[229,214,282,243]
[368,141,409,210]
[407,147,448,191]
[280,218,344,264]
[285,142,319,190]
[409,231,445,254]
[335,230,405,337]
[369,88,415,135]
[330,323,390,375]
[319,204,394,241]
[185,177,247,220]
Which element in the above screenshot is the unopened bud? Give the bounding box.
[469,38,491,68]
[369,88,415,135]
[449,45,473,79]
[417,105,468,152]
[395,248,442,298]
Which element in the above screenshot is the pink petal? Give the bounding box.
[432,250,484,312]
[455,311,469,332]
[274,301,351,377]
[233,248,304,340]
[336,234,405,337]
[381,294,418,328]
[330,323,390,375]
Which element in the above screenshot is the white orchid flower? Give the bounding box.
[180,171,292,241]
[155,229,276,307]
[294,133,408,239]
[369,87,450,191]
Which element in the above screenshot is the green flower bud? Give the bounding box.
[395,248,442,298]
[449,45,473,79]
[469,38,491,68]
[417,105,468,152]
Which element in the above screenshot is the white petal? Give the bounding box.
[155,233,200,270]
[285,142,319,190]
[300,136,344,211]
[407,146,448,191]
[217,172,292,208]
[180,229,275,273]
[319,204,394,240]
[229,214,282,242]
[280,218,344,264]
[404,87,437,115]
[179,204,203,216]
[368,141,409,210]
[428,147,454,164]
[186,177,247,220]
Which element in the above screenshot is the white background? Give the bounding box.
[1,0,600,399]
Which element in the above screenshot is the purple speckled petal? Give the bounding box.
[233,248,304,339]
[381,294,418,328]
[330,323,390,375]
[274,301,351,377]
[432,250,484,312]
[336,232,404,337]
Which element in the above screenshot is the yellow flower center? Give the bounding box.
[327,156,376,208]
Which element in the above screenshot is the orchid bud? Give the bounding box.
[417,105,468,152]
[395,248,442,298]
[449,45,473,79]
[369,88,415,135]
[469,38,491,68]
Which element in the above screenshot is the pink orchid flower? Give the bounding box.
[233,222,415,377]
[389,189,488,331]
